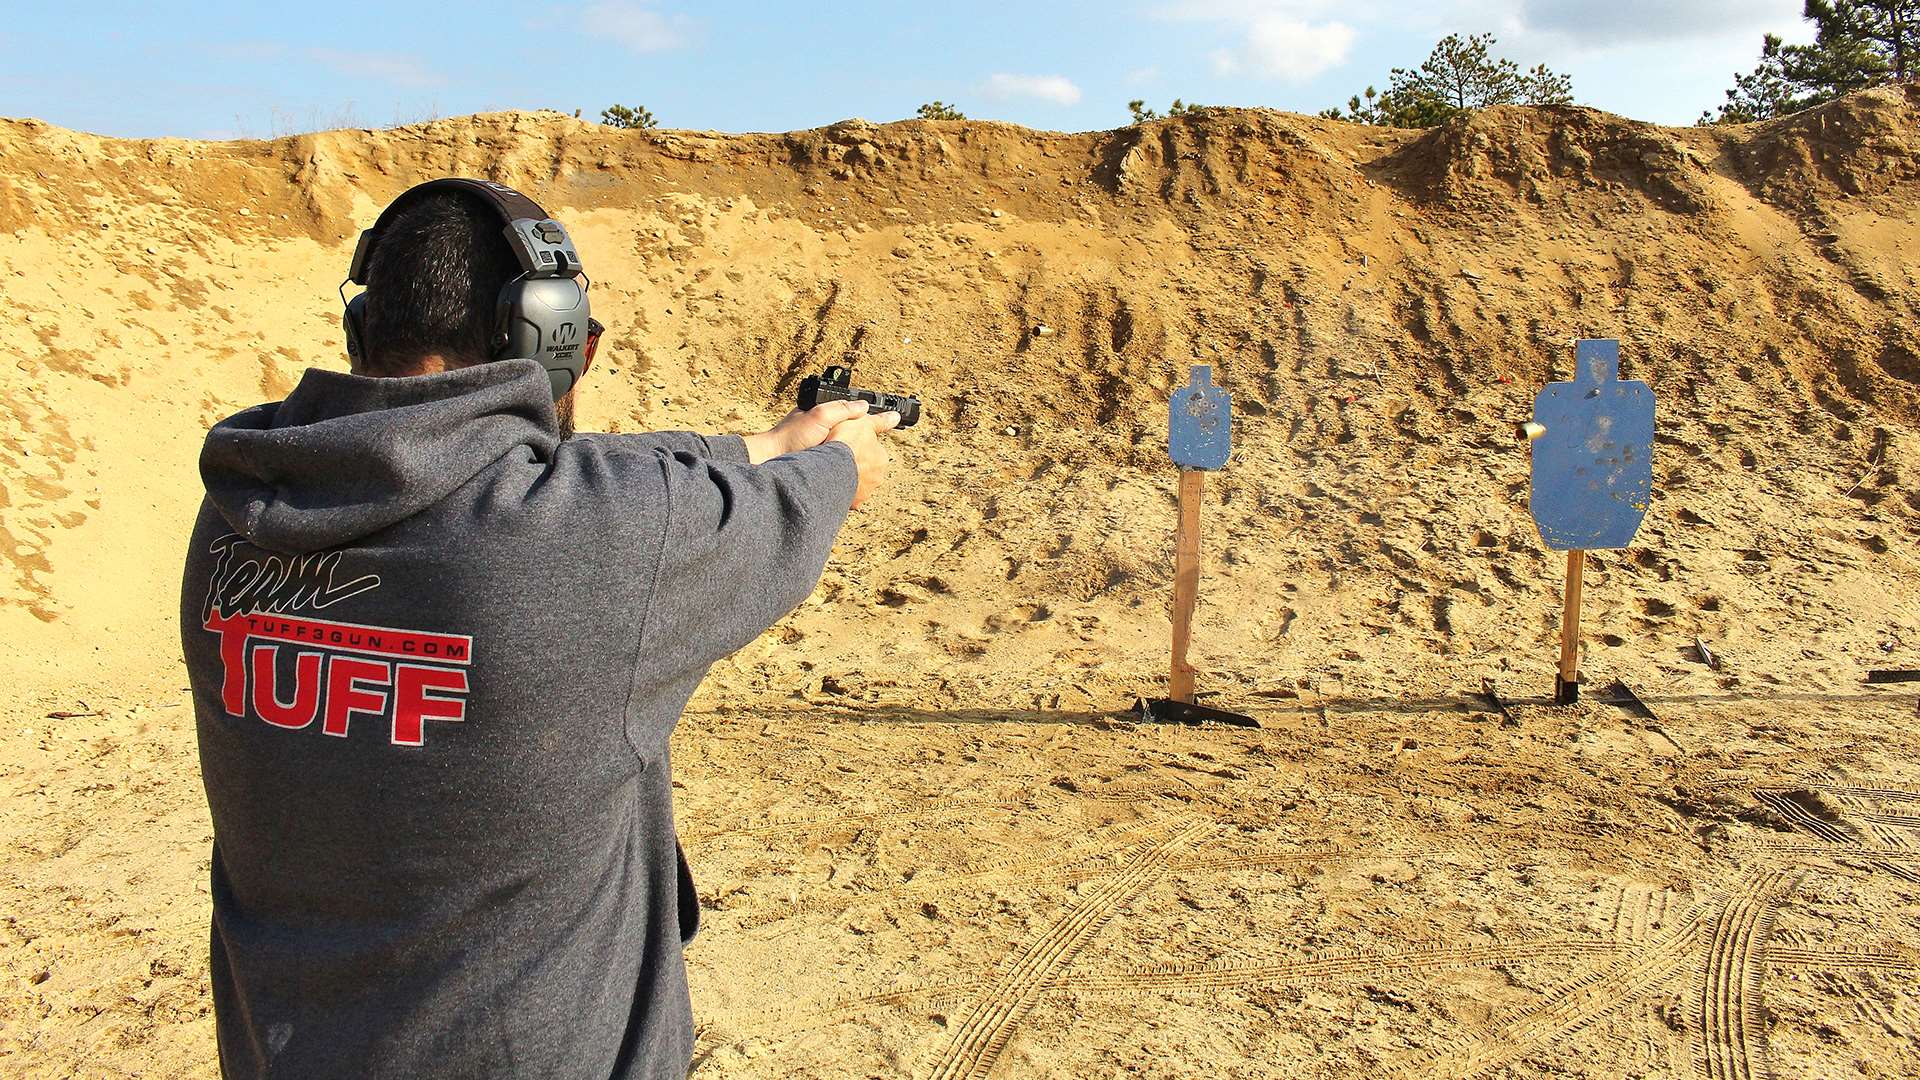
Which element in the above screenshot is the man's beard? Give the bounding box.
[555,389,576,439]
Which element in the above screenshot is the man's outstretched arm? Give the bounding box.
[614,401,880,466]
[634,403,898,682]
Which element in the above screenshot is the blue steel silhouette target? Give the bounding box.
[1169,365,1231,470]
[1528,340,1655,551]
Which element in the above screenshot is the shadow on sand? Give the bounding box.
[702,687,1920,727]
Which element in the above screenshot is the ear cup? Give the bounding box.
[343,292,369,364]
[495,276,591,402]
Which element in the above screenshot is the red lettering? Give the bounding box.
[205,612,251,716]
[250,645,321,730]
[202,610,473,746]
[392,664,469,746]
[322,656,390,738]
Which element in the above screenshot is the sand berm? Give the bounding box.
[5,88,1920,1077]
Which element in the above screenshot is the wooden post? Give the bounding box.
[1556,548,1585,704]
[1169,470,1204,703]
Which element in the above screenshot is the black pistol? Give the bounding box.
[796,365,921,428]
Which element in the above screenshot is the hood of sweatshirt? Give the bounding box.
[199,359,560,553]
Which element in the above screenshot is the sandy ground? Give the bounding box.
[6,88,1920,1077]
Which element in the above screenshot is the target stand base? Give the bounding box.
[1554,673,1581,706]
[1135,697,1259,728]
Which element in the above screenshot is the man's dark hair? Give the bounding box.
[360,191,521,375]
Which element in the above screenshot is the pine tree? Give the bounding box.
[1127,99,1204,124]
[1323,34,1574,128]
[1319,86,1455,128]
[1704,1,1917,123]
[600,104,657,129]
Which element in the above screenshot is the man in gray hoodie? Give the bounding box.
[179,183,897,1079]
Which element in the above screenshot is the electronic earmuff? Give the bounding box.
[340,177,602,401]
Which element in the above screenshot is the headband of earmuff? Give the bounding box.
[341,178,595,401]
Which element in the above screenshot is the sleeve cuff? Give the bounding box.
[805,440,859,514]
[707,434,751,465]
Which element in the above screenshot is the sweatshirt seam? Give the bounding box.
[621,451,676,764]
[618,442,852,761]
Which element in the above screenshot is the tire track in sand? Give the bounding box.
[1019,839,1505,891]
[739,834,1504,930]
[1762,841,1920,862]
[1412,906,1712,1078]
[692,797,1024,842]
[1053,938,1633,993]
[922,821,1212,1080]
[1696,870,1797,1080]
[817,934,1904,1022]
[1752,790,1920,883]
[818,937,1633,1019]
[1765,946,1917,974]
[695,783,1197,845]
[733,815,1174,929]
[1759,842,1920,883]
[1813,784,1920,804]
[1854,811,1920,830]
[1752,790,1853,845]
[1608,884,1665,944]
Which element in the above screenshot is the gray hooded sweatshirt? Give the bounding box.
[179,359,856,1079]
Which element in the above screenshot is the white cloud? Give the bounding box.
[1157,2,1356,82]
[980,73,1084,106]
[580,1,695,54]
[1213,16,1355,80]
[1516,0,1793,45]
[305,49,444,89]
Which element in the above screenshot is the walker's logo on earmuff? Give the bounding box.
[553,322,578,346]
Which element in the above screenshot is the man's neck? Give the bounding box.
[342,356,575,436]
[354,354,455,378]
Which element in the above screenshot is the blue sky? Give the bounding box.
[5,1,1815,139]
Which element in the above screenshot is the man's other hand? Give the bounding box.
[826,408,900,509]
[743,400,876,464]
